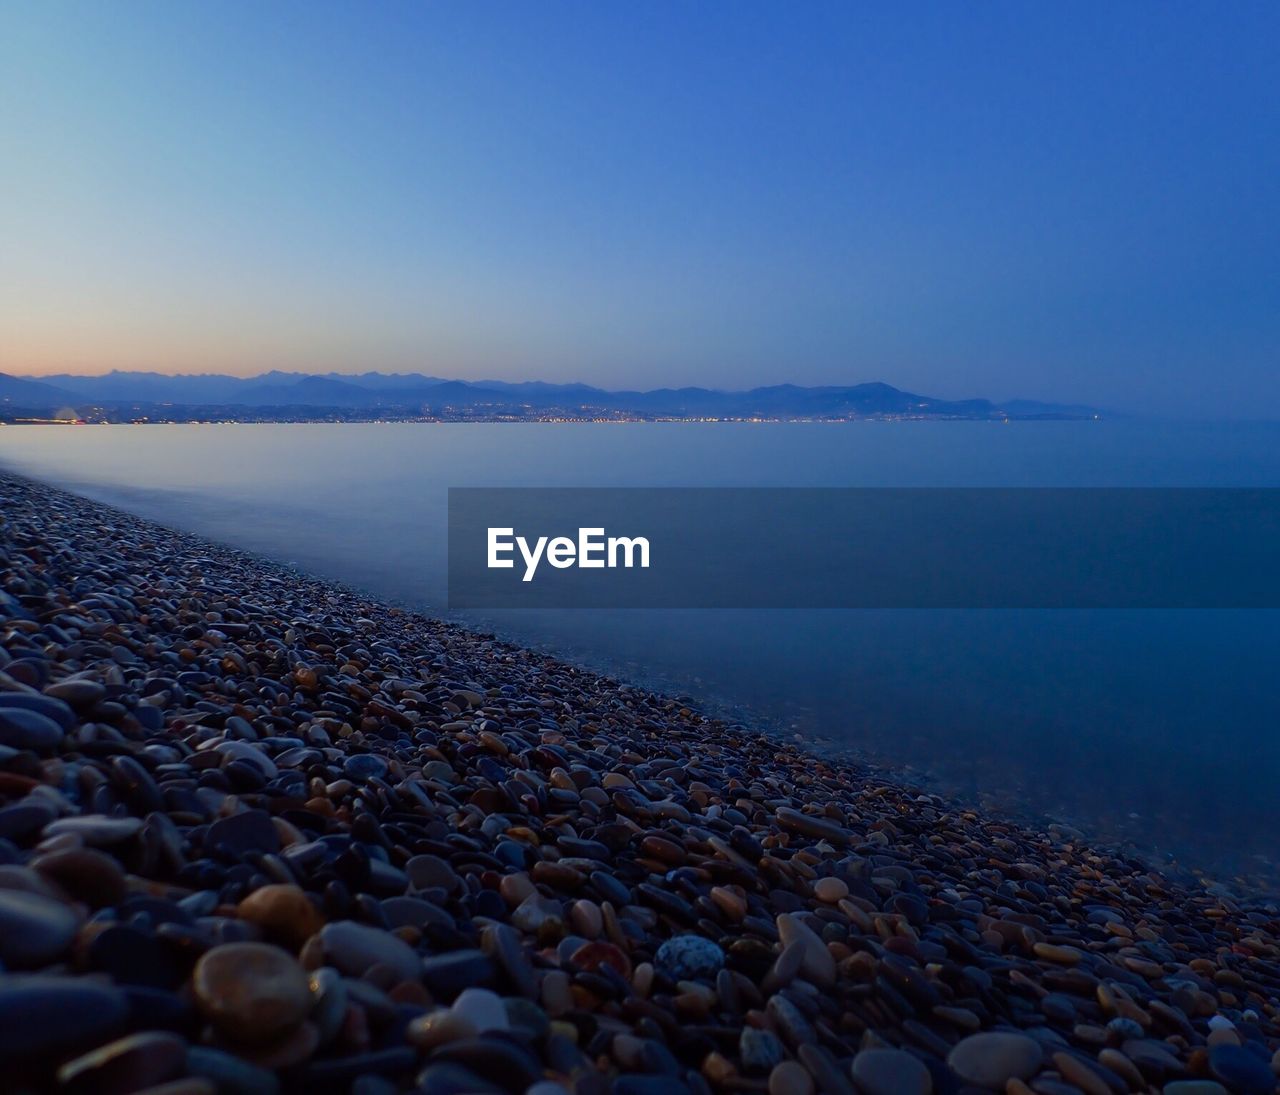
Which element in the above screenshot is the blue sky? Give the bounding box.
[1,2,1276,414]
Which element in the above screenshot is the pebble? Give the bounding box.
[43,678,106,706]
[32,846,127,907]
[421,949,496,999]
[654,934,725,981]
[0,692,75,729]
[740,1027,787,1072]
[1052,1051,1114,1095]
[946,1031,1044,1088]
[318,919,423,980]
[429,1036,542,1088]
[0,976,129,1063]
[0,799,56,841]
[451,987,510,1033]
[237,883,325,946]
[407,853,462,893]
[776,912,836,986]
[769,1060,815,1095]
[710,886,747,920]
[186,1046,281,1095]
[541,969,573,1015]
[0,706,64,751]
[0,888,80,967]
[1034,942,1085,965]
[798,1043,855,1095]
[570,897,603,937]
[407,1008,478,1050]
[481,921,536,998]
[767,994,816,1048]
[1207,1043,1276,1094]
[192,942,312,1045]
[813,876,848,903]
[511,893,564,933]
[1106,1016,1144,1040]
[42,815,142,845]
[775,806,852,843]
[850,1047,933,1095]
[205,809,280,858]
[56,1032,188,1095]
[343,752,389,781]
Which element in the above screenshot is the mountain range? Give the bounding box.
[0,370,1100,421]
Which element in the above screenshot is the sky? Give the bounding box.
[1,2,1277,415]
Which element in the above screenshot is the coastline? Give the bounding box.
[1,470,1277,1092]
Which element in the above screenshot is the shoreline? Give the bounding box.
[8,462,1266,901]
[1,470,1277,1092]
[5,464,1258,899]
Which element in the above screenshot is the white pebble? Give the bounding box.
[450,987,509,1033]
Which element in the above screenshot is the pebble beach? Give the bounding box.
[0,471,1278,1095]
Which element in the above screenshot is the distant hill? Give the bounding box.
[0,373,79,408]
[3,370,1102,422]
[40,370,244,403]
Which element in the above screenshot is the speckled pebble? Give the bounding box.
[653,934,725,981]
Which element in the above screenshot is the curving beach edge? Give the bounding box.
[0,471,1277,1094]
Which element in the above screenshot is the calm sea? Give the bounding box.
[2,421,1277,889]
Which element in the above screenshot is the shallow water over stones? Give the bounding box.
[0,472,1279,1093]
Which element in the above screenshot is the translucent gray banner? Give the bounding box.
[447,488,1280,608]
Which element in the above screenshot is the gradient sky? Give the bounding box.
[2,2,1277,414]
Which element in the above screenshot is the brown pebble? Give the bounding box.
[237,883,325,947]
[570,898,603,938]
[1096,1048,1143,1089]
[192,942,312,1045]
[710,886,747,921]
[31,847,126,908]
[813,877,848,903]
[768,1060,814,1095]
[1052,1051,1111,1095]
[570,940,632,979]
[499,872,536,906]
[1034,942,1084,965]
